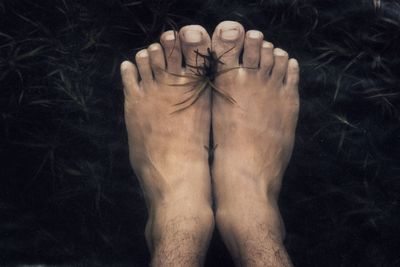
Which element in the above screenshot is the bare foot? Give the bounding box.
[121,25,214,267]
[211,21,299,267]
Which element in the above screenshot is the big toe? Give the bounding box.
[211,21,245,69]
[179,25,211,70]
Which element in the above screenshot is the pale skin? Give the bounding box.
[121,21,299,267]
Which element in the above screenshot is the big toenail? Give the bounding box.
[248,30,261,39]
[221,28,239,41]
[184,30,202,43]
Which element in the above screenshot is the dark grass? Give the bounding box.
[1,0,399,266]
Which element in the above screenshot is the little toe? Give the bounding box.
[135,49,153,83]
[179,25,211,70]
[284,58,300,92]
[242,30,263,69]
[271,48,289,83]
[260,41,274,75]
[283,58,300,126]
[160,30,182,75]
[120,60,140,97]
[148,43,166,80]
[211,20,245,69]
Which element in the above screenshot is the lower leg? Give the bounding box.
[121,25,216,266]
[209,21,299,266]
[215,191,293,267]
[147,200,214,267]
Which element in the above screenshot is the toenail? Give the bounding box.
[149,44,160,51]
[289,58,299,69]
[138,50,149,58]
[221,28,240,41]
[184,30,202,43]
[165,33,176,41]
[120,61,131,72]
[248,30,261,39]
[274,48,287,56]
[263,41,273,48]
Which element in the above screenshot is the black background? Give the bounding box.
[1,0,400,266]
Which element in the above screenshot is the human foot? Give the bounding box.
[211,21,299,266]
[121,25,214,266]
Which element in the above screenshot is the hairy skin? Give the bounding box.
[122,20,297,266]
[150,215,212,267]
[121,25,215,266]
[237,224,292,267]
[216,203,293,267]
[211,21,297,267]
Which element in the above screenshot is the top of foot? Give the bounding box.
[210,21,300,207]
[121,25,215,206]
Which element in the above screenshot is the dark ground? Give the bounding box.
[1,0,400,266]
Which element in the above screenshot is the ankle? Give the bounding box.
[153,190,213,214]
[213,171,282,209]
[216,203,282,226]
[215,189,271,214]
[149,197,214,234]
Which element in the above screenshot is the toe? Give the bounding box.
[120,60,140,96]
[160,30,182,75]
[243,30,263,68]
[284,58,300,90]
[148,43,166,80]
[271,48,289,83]
[135,49,153,83]
[211,21,245,69]
[283,59,300,124]
[260,41,274,75]
[179,25,211,70]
